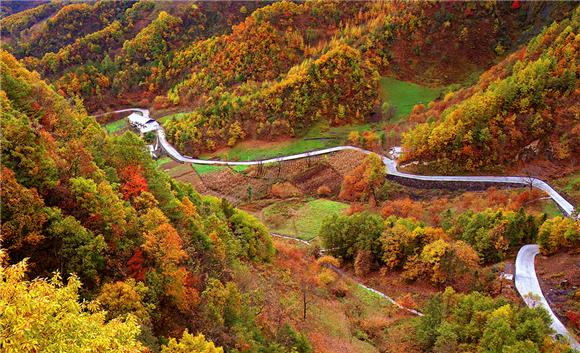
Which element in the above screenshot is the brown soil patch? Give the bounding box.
[174,171,209,194]
[198,152,360,203]
[160,160,182,171]
[159,151,364,205]
[271,182,303,198]
[536,248,580,338]
[203,168,268,202]
[291,163,342,196]
[508,159,578,182]
[326,150,367,176]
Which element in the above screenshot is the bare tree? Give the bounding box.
[301,282,312,321]
[520,166,537,191]
[299,274,316,321]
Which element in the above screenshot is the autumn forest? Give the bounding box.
[0,1,579,353]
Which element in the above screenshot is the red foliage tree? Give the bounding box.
[119,165,148,200]
[127,248,147,281]
[566,311,579,330]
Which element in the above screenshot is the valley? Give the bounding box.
[1,1,579,353]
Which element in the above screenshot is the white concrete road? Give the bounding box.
[99,108,576,217]
[515,245,580,350]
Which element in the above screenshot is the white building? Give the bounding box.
[389,146,403,159]
[128,112,160,134]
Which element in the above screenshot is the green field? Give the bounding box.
[202,138,332,162]
[155,156,172,167]
[305,121,383,139]
[542,202,563,217]
[158,112,188,124]
[263,199,349,240]
[380,77,441,121]
[192,164,248,175]
[202,120,387,162]
[104,119,127,134]
[553,171,579,204]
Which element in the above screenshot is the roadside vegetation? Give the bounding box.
[192,164,248,175]
[104,118,127,134]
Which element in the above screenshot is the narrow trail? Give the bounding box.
[270,233,423,317]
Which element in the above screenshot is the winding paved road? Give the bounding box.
[99,108,575,216]
[109,108,573,217]
[515,245,580,350]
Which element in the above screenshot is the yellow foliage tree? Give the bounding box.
[161,330,223,353]
[0,258,143,353]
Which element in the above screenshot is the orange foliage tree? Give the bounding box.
[339,153,385,204]
[119,164,148,200]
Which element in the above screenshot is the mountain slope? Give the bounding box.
[400,7,579,173]
[5,1,573,123]
[0,49,309,351]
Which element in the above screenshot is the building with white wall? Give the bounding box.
[128,112,160,134]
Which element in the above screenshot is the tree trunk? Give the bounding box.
[303,290,307,320]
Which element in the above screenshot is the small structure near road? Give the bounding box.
[501,262,514,281]
[388,146,403,159]
[128,112,160,134]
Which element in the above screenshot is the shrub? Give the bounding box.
[397,293,417,310]
[330,279,349,298]
[317,255,340,268]
[317,268,337,286]
[316,185,332,196]
[537,217,579,255]
[354,250,372,276]
[271,182,302,198]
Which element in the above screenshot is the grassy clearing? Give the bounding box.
[263,199,349,240]
[351,284,393,309]
[560,175,580,195]
[104,119,127,134]
[305,120,384,140]
[542,202,563,217]
[202,138,332,162]
[158,112,188,125]
[166,164,192,176]
[202,120,386,162]
[162,162,247,176]
[192,164,248,175]
[161,100,386,164]
[155,156,172,167]
[380,77,441,121]
[553,171,580,205]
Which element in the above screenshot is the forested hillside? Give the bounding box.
[401,7,579,173]
[0,50,327,352]
[2,1,576,157]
